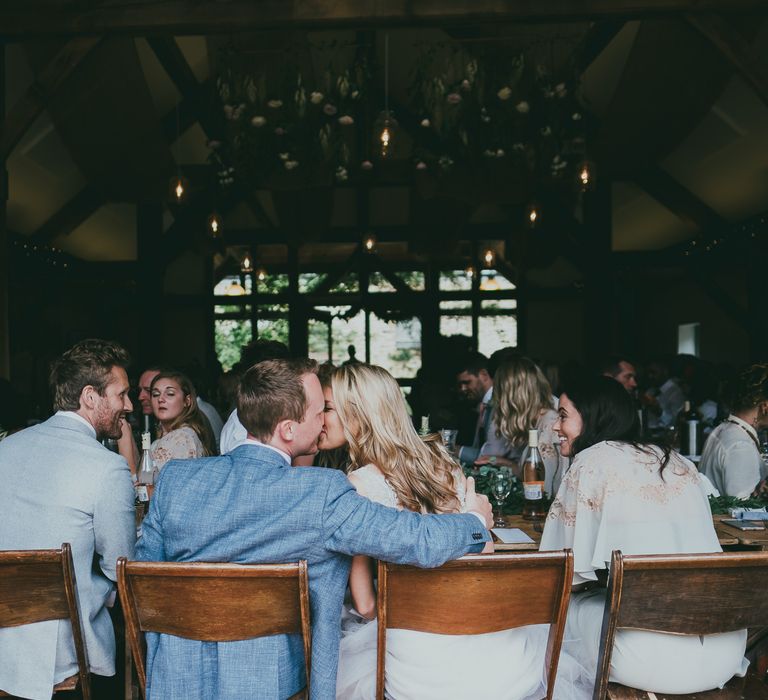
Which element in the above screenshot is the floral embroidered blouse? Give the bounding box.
[150,425,206,470]
[540,440,720,585]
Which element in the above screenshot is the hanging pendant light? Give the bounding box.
[241,253,253,273]
[256,267,267,282]
[526,202,539,228]
[577,159,596,192]
[169,174,188,204]
[482,248,495,268]
[207,211,222,237]
[375,34,398,158]
[363,233,377,252]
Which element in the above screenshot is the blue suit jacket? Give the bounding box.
[136,445,489,700]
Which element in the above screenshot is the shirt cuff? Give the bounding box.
[468,511,488,529]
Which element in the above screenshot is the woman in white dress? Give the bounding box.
[330,363,588,700]
[149,370,216,469]
[475,356,568,496]
[540,376,749,694]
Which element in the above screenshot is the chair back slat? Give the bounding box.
[0,551,70,627]
[376,551,573,700]
[118,559,311,700]
[0,544,91,700]
[594,550,768,700]
[616,552,768,634]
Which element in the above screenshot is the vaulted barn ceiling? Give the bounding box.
[3,1,768,262]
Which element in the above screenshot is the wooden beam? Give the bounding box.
[574,19,626,73]
[686,13,768,109]
[0,1,765,38]
[27,182,106,245]
[0,37,100,159]
[632,165,725,232]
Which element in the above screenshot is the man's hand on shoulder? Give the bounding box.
[465,476,493,530]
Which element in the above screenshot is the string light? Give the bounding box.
[241,253,253,273]
[577,160,596,192]
[169,175,188,203]
[256,267,267,282]
[377,33,397,158]
[364,234,377,252]
[207,212,222,237]
[526,203,539,227]
[482,248,495,268]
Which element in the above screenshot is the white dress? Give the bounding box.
[540,441,749,694]
[335,465,590,700]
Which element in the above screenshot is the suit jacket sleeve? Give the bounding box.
[321,472,490,568]
[94,456,136,581]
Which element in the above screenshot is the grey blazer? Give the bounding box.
[0,414,136,700]
[137,444,490,700]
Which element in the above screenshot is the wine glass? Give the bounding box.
[491,470,512,528]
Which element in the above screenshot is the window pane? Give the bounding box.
[369,313,422,379]
[331,310,366,365]
[440,314,473,338]
[256,317,289,344]
[440,300,471,311]
[478,315,517,356]
[257,273,289,294]
[440,270,472,291]
[299,273,328,294]
[214,304,251,315]
[394,271,425,291]
[329,273,359,294]
[369,272,396,293]
[214,275,251,296]
[480,299,518,311]
[215,319,252,372]
[479,270,516,291]
[308,319,331,363]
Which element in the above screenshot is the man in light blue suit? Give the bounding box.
[0,339,136,700]
[137,357,493,700]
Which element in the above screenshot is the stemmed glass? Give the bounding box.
[491,470,512,528]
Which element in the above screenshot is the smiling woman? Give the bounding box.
[149,370,216,469]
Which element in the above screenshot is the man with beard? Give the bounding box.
[0,339,136,700]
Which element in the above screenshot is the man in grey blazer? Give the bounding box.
[137,357,493,700]
[0,339,136,700]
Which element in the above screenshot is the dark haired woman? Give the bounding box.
[150,370,216,469]
[541,377,747,695]
[699,363,768,498]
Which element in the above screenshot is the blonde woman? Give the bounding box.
[332,364,586,700]
[476,356,567,496]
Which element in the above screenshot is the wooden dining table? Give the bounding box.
[492,514,752,551]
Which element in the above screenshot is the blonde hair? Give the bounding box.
[494,356,552,447]
[331,364,460,514]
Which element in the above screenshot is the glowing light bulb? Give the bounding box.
[364,235,376,252]
[241,254,253,273]
[256,268,267,282]
[580,166,590,187]
[174,180,184,200]
[208,212,221,237]
[483,249,495,267]
[465,265,475,279]
[528,207,538,225]
[380,126,391,156]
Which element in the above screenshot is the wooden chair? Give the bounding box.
[595,550,768,700]
[376,551,574,700]
[117,558,311,700]
[0,543,90,699]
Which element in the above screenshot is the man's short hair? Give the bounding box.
[50,339,131,411]
[454,352,489,378]
[599,355,633,378]
[237,358,318,441]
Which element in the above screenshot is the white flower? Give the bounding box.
[420,118,431,128]
[438,155,454,168]
[497,86,512,101]
[250,116,266,127]
[416,161,428,170]
[515,101,530,114]
[284,160,299,170]
[461,79,471,91]
[483,149,495,158]
[335,166,348,181]
[351,90,360,99]
[267,99,283,109]
[446,92,462,105]
[361,160,373,170]
[338,115,354,126]
[496,148,505,157]
[323,103,338,116]
[572,112,583,121]
[279,152,290,161]
[555,83,567,97]
[310,91,324,104]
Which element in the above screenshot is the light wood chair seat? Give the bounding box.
[595,551,768,700]
[0,543,90,699]
[117,558,311,700]
[376,550,574,700]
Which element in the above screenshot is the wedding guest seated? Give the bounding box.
[699,364,768,498]
[541,376,748,695]
[331,363,587,700]
[150,370,216,468]
[0,339,135,700]
[599,355,638,395]
[136,358,493,699]
[453,352,494,464]
[475,356,567,497]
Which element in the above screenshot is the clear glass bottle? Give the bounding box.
[678,400,702,458]
[135,431,156,511]
[521,429,547,520]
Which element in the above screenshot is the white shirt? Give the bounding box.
[699,415,765,499]
[243,437,290,464]
[55,410,96,438]
[647,378,686,428]
[220,409,248,454]
[196,397,224,451]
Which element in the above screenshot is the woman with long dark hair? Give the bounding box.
[541,376,747,694]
